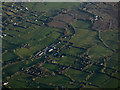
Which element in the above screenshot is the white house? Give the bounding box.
[26,7,28,10]
[49,49,53,52]
[3,82,8,86]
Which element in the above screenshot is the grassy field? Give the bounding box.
[70,29,98,48]
[86,65,103,72]
[60,47,86,57]
[88,45,113,60]
[6,72,34,88]
[101,78,119,88]
[14,29,61,58]
[42,63,59,71]
[101,30,119,50]
[73,20,91,29]
[2,61,25,81]
[2,2,119,88]
[26,57,44,67]
[106,52,119,70]
[66,69,89,81]
[29,3,82,12]
[2,51,18,62]
[35,74,71,87]
[58,56,77,66]
[87,72,110,86]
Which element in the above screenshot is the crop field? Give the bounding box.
[2,2,119,89]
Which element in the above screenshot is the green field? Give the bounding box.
[101,78,119,88]
[87,72,110,86]
[42,63,59,71]
[58,56,77,66]
[70,29,98,48]
[2,2,119,89]
[101,30,119,50]
[66,69,89,82]
[106,52,119,70]
[86,65,102,72]
[2,51,18,62]
[73,20,91,29]
[60,47,86,57]
[2,61,25,80]
[5,72,34,88]
[35,74,71,87]
[88,45,113,60]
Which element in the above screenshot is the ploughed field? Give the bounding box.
[2,2,120,88]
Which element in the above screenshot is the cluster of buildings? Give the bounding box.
[24,66,52,77]
[34,44,56,58]
[0,33,7,38]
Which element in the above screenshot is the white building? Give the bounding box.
[14,23,17,25]
[100,63,103,65]
[0,35,3,38]
[3,34,7,36]
[95,16,98,21]
[49,49,53,52]
[26,7,28,10]
[3,82,8,86]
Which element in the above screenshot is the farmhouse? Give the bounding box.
[100,63,104,65]
[52,60,56,63]
[3,82,8,86]
[25,7,28,10]
[49,48,53,52]
[38,52,44,56]
[95,16,98,21]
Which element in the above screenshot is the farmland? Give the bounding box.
[2,2,120,89]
